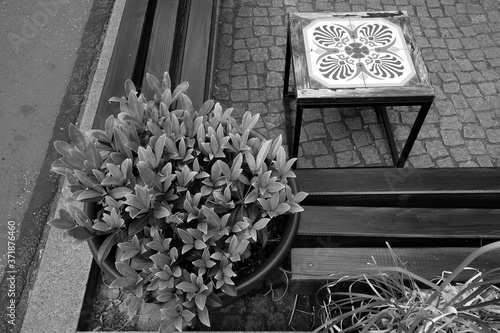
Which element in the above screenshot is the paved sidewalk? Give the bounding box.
[0,0,114,332]
[213,0,500,169]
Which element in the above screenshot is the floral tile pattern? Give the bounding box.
[303,17,418,89]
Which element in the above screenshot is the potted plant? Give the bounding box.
[315,242,500,333]
[48,71,307,332]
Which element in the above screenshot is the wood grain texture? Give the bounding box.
[398,17,431,87]
[291,166,500,295]
[291,247,500,280]
[289,15,309,91]
[295,168,500,207]
[290,247,500,294]
[289,11,407,20]
[140,0,179,100]
[296,86,435,103]
[92,0,149,130]
[295,168,500,195]
[299,206,500,239]
[180,0,215,110]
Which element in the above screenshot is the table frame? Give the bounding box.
[283,11,435,168]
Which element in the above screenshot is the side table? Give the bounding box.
[283,11,435,168]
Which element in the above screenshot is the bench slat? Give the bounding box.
[92,0,150,130]
[140,0,180,99]
[295,168,500,194]
[180,0,216,110]
[299,206,500,239]
[290,247,500,295]
[295,168,500,208]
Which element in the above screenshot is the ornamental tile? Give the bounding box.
[302,17,418,88]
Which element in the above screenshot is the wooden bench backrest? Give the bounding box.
[92,0,219,131]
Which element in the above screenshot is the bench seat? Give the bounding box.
[290,168,500,295]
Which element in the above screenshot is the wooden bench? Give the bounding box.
[92,0,220,130]
[290,168,500,295]
[79,1,220,330]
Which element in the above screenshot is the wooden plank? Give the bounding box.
[140,0,180,100]
[394,16,431,87]
[180,0,216,110]
[92,0,149,130]
[289,14,309,91]
[290,247,500,294]
[296,86,435,103]
[289,11,408,21]
[295,168,500,208]
[299,206,500,239]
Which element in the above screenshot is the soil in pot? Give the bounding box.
[80,222,313,332]
[82,265,315,332]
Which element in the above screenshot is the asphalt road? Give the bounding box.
[0,0,114,331]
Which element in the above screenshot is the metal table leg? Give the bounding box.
[292,104,304,161]
[396,101,433,167]
[377,106,399,167]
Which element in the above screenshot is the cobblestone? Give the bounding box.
[213,0,500,168]
[332,138,354,152]
[304,122,327,140]
[441,129,465,146]
[425,140,449,159]
[487,129,500,143]
[464,124,487,138]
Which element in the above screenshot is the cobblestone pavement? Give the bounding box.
[213,0,500,169]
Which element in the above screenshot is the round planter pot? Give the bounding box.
[86,129,301,308]
[85,176,300,308]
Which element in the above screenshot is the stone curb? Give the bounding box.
[19,1,126,332]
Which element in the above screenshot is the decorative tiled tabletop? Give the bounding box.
[284,11,435,168]
[303,17,418,89]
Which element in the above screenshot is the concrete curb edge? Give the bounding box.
[20,1,126,332]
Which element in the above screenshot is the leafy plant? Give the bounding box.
[48,71,307,332]
[315,242,500,333]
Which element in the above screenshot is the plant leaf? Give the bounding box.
[176,281,198,293]
[124,79,136,96]
[97,233,117,263]
[241,111,260,132]
[128,213,153,236]
[108,187,133,199]
[48,218,75,230]
[146,73,162,98]
[116,261,138,277]
[253,218,270,231]
[68,123,86,152]
[138,165,162,191]
[127,296,142,319]
[171,81,189,104]
[77,190,103,202]
[53,140,73,156]
[110,276,137,288]
[220,283,237,297]
[66,226,94,240]
[197,306,210,327]
[256,140,272,171]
